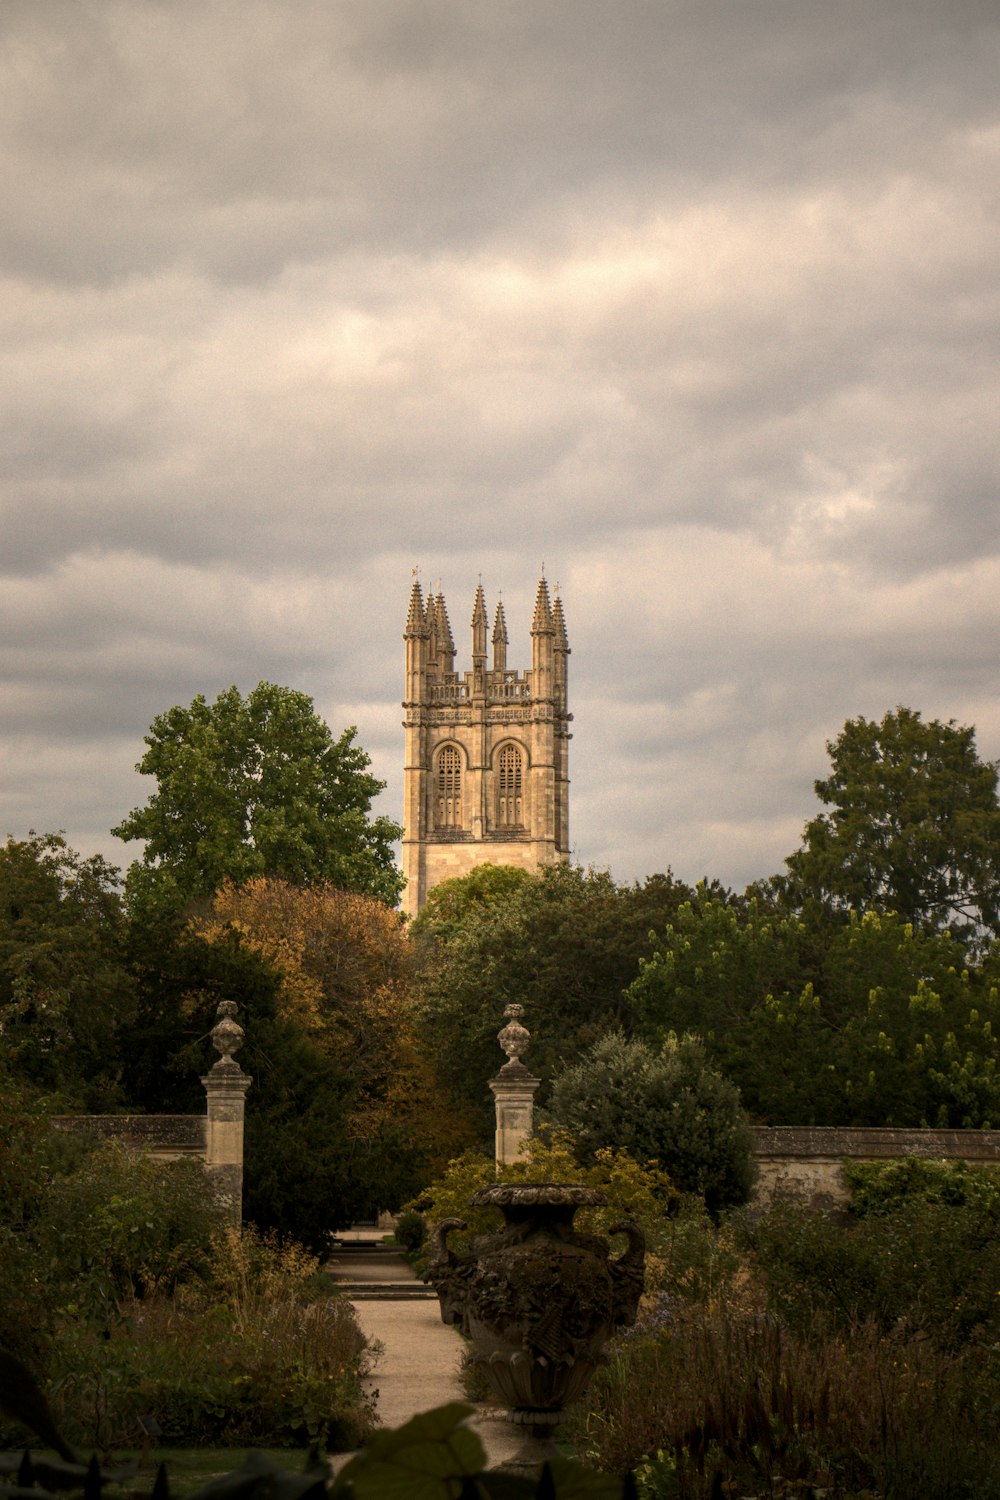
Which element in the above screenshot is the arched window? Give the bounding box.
[496,744,524,828]
[435,745,462,828]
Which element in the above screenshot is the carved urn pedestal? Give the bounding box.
[427,1183,645,1442]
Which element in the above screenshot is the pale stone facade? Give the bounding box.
[401,576,571,917]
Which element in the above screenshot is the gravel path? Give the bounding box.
[329,1246,523,1469]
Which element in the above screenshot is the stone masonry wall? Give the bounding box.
[52,1114,206,1162]
[752,1126,1000,1211]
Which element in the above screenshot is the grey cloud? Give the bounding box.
[2,0,998,893]
[2,2,998,284]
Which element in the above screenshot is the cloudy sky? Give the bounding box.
[3,0,999,896]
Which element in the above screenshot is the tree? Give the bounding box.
[0,833,136,1108]
[190,878,470,1241]
[783,707,1000,947]
[547,1031,757,1217]
[113,682,403,913]
[409,863,534,947]
[630,893,1000,1128]
[413,863,698,1142]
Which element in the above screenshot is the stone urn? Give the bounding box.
[426,1183,645,1436]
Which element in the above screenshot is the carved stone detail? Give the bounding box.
[425,1182,645,1435]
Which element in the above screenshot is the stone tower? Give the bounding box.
[401,576,571,917]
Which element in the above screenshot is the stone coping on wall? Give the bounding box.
[752,1125,1000,1162]
[51,1114,206,1153]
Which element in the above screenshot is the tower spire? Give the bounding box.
[435,589,456,674]
[531,576,554,701]
[492,600,508,675]
[472,582,487,652]
[531,577,554,635]
[472,583,487,693]
[552,591,569,652]
[405,578,425,636]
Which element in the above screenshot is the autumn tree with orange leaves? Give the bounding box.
[191,878,471,1241]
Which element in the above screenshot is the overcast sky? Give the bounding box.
[3,0,999,897]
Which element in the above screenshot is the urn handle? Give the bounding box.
[607,1218,646,1270]
[607,1218,646,1330]
[429,1216,467,1265]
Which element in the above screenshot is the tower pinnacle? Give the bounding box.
[531,577,554,634]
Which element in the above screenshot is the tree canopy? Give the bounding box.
[547,1031,757,1217]
[631,893,1000,1127]
[189,878,469,1242]
[413,862,698,1141]
[113,682,403,913]
[0,833,136,1108]
[783,706,1000,947]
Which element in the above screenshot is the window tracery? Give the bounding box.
[435,745,462,828]
[496,744,524,828]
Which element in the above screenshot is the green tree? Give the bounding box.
[547,1032,757,1217]
[631,894,1000,1127]
[783,707,1000,947]
[0,833,136,1108]
[113,682,402,913]
[629,893,835,1122]
[409,863,534,946]
[414,864,697,1141]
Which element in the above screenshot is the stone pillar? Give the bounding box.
[201,1000,252,1225]
[488,1004,541,1171]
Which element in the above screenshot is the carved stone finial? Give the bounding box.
[210,999,245,1073]
[498,1003,530,1071]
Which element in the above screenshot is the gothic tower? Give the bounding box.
[402,576,572,917]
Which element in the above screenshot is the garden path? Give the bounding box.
[327,1242,522,1469]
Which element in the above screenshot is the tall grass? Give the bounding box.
[42,1226,375,1454]
[570,1214,1000,1500]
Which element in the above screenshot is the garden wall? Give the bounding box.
[51,1113,206,1161]
[752,1126,1000,1210]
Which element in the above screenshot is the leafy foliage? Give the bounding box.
[190,879,469,1242]
[407,1131,676,1266]
[574,1294,997,1499]
[42,1225,374,1453]
[332,1401,631,1498]
[0,833,136,1108]
[414,863,698,1140]
[547,1033,757,1217]
[113,682,402,914]
[40,1140,218,1322]
[843,1153,1000,1216]
[745,1188,1000,1354]
[783,705,1000,946]
[631,895,1000,1126]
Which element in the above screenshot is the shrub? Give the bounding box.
[572,1300,1000,1499]
[547,1032,757,1217]
[409,1132,748,1323]
[744,1192,1000,1351]
[40,1140,219,1320]
[42,1225,375,1453]
[393,1209,427,1252]
[845,1154,1000,1215]
[406,1132,677,1271]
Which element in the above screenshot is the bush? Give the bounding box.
[406,1132,677,1271]
[547,1033,757,1217]
[393,1209,427,1252]
[845,1154,1000,1215]
[572,1299,1000,1498]
[40,1226,375,1453]
[745,1190,1000,1352]
[40,1140,219,1320]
